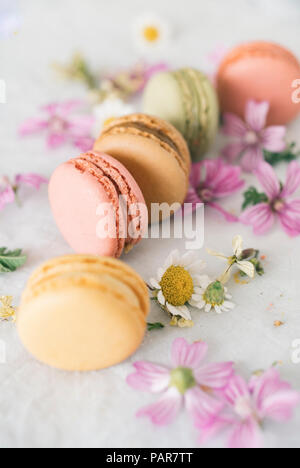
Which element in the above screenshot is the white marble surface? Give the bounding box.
[0,0,300,448]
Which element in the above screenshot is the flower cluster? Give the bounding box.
[19,100,95,151]
[149,236,261,326]
[0,296,16,322]
[127,338,300,448]
[0,173,48,211]
[222,100,286,173]
[185,158,245,222]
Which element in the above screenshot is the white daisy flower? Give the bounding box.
[133,13,170,53]
[195,278,235,314]
[92,98,134,137]
[207,235,255,284]
[149,250,209,322]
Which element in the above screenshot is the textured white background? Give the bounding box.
[0,0,300,449]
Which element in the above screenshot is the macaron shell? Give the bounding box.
[17,279,146,372]
[217,41,300,125]
[94,132,188,221]
[49,161,122,257]
[17,255,149,372]
[143,72,186,135]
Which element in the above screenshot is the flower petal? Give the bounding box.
[189,162,203,189]
[171,337,208,369]
[222,142,247,163]
[251,368,300,421]
[278,200,300,237]
[127,361,170,393]
[185,386,224,425]
[0,186,15,210]
[240,203,275,235]
[46,133,66,149]
[15,174,48,190]
[245,100,269,132]
[157,290,166,305]
[136,387,182,426]
[281,161,300,198]
[19,118,48,136]
[254,161,280,199]
[232,235,243,257]
[194,362,234,389]
[260,126,286,152]
[202,159,245,198]
[236,260,255,278]
[166,304,191,320]
[227,419,263,449]
[241,146,264,173]
[222,375,250,406]
[222,113,247,137]
[149,278,160,289]
[208,202,239,222]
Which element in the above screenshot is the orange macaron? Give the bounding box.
[217,41,300,125]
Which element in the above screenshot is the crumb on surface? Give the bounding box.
[274,320,284,327]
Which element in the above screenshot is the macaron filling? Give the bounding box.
[70,152,145,254]
[101,121,188,176]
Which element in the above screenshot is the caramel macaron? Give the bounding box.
[217,41,300,125]
[17,255,149,372]
[94,114,191,222]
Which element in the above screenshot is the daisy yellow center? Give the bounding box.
[170,367,196,394]
[160,266,194,306]
[203,281,225,306]
[143,26,160,43]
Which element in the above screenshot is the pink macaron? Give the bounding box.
[49,151,148,258]
[217,41,300,125]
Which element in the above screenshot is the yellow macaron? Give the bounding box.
[17,255,149,371]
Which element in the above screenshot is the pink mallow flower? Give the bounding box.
[19,100,94,151]
[240,161,300,237]
[185,158,245,222]
[127,338,234,426]
[0,173,48,211]
[196,369,300,449]
[222,100,286,172]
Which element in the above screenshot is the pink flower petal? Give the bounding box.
[42,100,83,117]
[19,118,48,136]
[46,133,67,149]
[171,338,208,369]
[281,161,300,198]
[240,203,275,235]
[185,386,224,425]
[241,146,264,173]
[278,201,300,237]
[197,417,231,445]
[68,115,95,136]
[245,100,269,132]
[227,418,263,449]
[127,361,170,393]
[73,136,94,152]
[0,186,15,210]
[136,387,182,426]
[260,126,286,152]
[222,113,247,138]
[208,202,239,222]
[189,162,202,188]
[203,160,245,198]
[15,174,48,190]
[254,161,281,199]
[222,142,247,163]
[221,375,250,407]
[260,390,300,421]
[194,362,234,389]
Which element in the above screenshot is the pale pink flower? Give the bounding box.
[196,369,300,449]
[0,173,47,211]
[19,100,94,151]
[185,158,245,222]
[127,337,234,426]
[222,100,286,172]
[240,161,300,237]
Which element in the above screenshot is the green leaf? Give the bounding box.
[264,142,300,166]
[0,248,27,273]
[242,187,268,211]
[147,322,165,331]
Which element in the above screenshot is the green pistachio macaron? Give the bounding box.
[143,68,219,161]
